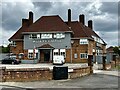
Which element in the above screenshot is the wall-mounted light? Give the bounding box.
[71,40,74,44]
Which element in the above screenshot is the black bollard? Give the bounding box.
[103,55,106,70]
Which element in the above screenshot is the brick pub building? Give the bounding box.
[9,9,107,64]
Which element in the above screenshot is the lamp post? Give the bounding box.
[103,53,106,70]
[71,40,74,63]
[33,40,36,64]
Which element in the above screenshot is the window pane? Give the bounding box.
[80,53,88,59]
[80,39,88,44]
[74,53,77,59]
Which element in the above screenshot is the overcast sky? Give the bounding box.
[0,0,119,47]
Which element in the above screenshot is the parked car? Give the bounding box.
[1,58,21,64]
[6,53,17,59]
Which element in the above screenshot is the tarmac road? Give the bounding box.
[0,70,119,90]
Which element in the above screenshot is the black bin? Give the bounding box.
[53,66,68,80]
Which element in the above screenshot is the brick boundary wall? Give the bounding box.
[68,67,91,79]
[0,66,91,82]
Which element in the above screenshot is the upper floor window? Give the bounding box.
[92,35,104,44]
[29,34,37,39]
[54,33,65,39]
[80,39,88,44]
[37,34,40,39]
[41,33,52,39]
[10,41,16,47]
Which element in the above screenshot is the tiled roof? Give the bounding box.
[9,14,106,45]
[84,25,107,45]
[66,21,102,38]
[67,21,91,38]
[66,21,106,44]
[24,15,72,32]
[9,15,72,41]
[106,46,114,52]
[37,44,54,49]
[9,26,28,41]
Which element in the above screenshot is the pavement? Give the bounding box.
[93,70,119,76]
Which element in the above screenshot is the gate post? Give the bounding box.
[88,55,93,74]
[103,53,106,70]
[0,67,6,82]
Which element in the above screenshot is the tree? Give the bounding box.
[1,45,10,53]
[113,46,120,56]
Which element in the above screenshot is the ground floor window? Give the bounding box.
[28,53,33,59]
[74,53,77,59]
[53,49,66,58]
[60,52,66,58]
[28,49,38,59]
[53,49,59,55]
[80,53,88,59]
[28,49,33,59]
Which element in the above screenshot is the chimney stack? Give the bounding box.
[29,11,33,25]
[88,20,93,29]
[68,9,71,22]
[22,11,33,27]
[79,14,85,25]
[22,19,29,26]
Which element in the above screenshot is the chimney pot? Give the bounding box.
[79,14,85,25]
[68,9,71,22]
[88,20,93,29]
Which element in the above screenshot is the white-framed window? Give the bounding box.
[53,49,66,58]
[80,53,88,59]
[53,49,59,55]
[80,39,88,44]
[10,41,16,46]
[41,33,52,39]
[29,34,37,39]
[54,33,65,39]
[60,49,66,58]
[28,53,33,59]
[92,35,104,44]
[28,49,33,59]
[37,34,40,39]
[74,53,77,59]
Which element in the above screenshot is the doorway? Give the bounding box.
[44,50,50,62]
[40,49,50,62]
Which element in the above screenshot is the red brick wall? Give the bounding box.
[10,41,23,59]
[0,66,91,82]
[66,39,88,63]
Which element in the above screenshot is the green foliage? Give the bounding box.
[113,46,120,56]
[1,45,10,53]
